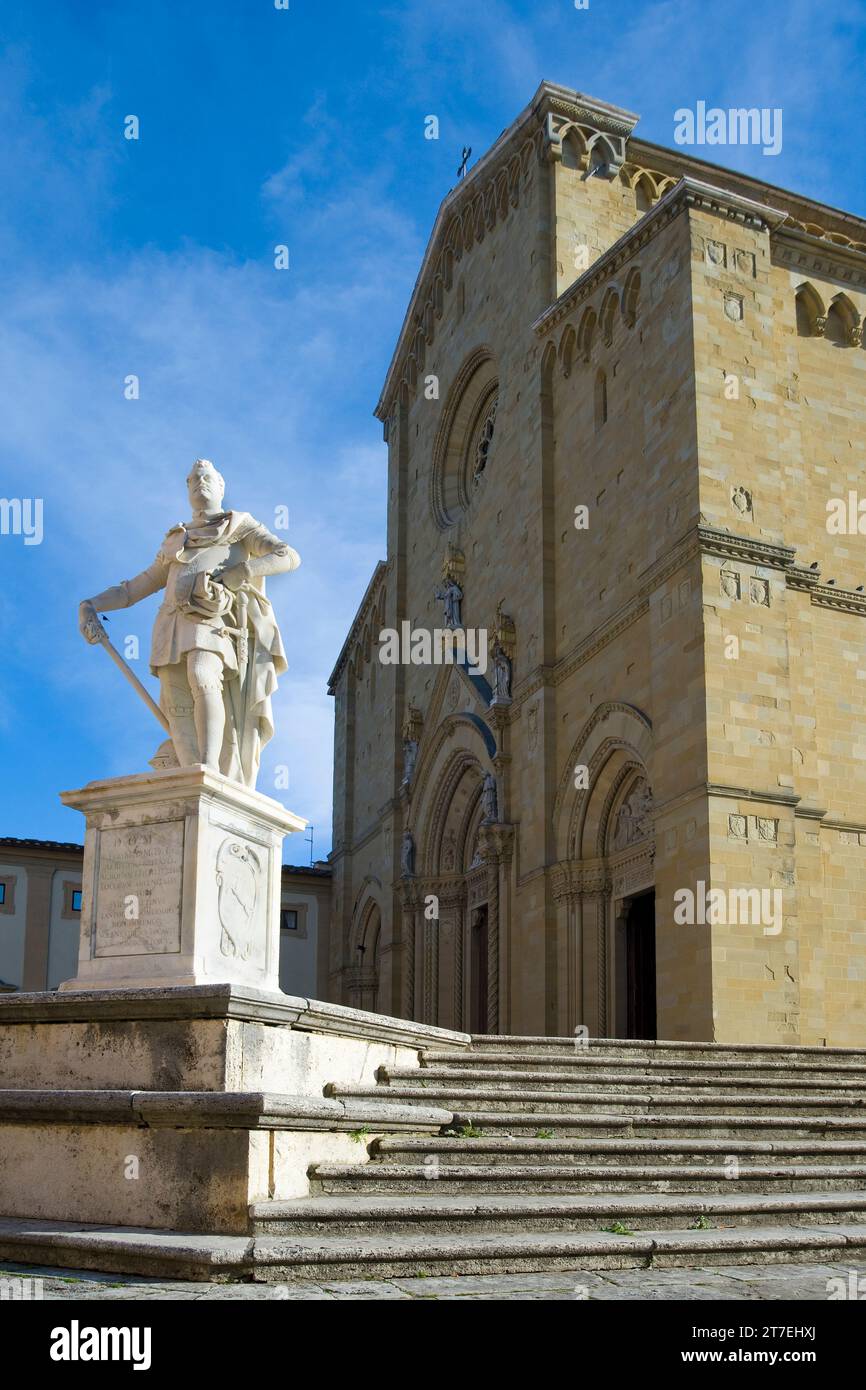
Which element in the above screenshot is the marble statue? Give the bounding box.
[491,642,512,701]
[401,829,416,876]
[402,737,419,786]
[434,575,463,630]
[78,459,300,790]
[481,772,499,824]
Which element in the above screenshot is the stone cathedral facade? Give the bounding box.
[327,82,866,1046]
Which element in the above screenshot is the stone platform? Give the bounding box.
[1,999,865,1281]
[0,985,467,1247]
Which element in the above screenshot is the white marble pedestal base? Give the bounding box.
[58,766,305,992]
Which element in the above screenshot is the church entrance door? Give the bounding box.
[469,905,489,1033]
[624,891,656,1040]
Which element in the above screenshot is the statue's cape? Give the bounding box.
[221,574,287,786]
[159,510,262,562]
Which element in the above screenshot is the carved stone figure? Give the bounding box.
[613,777,654,851]
[402,737,419,785]
[481,772,499,824]
[401,829,416,876]
[78,460,300,790]
[491,642,512,701]
[442,829,457,872]
[401,706,423,784]
[434,576,464,630]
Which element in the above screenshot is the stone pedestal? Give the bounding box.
[58,766,305,993]
[0,986,467,1264]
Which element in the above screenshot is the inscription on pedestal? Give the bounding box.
[94,822,184,957]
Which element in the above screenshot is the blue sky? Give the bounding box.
[1,0,864,862]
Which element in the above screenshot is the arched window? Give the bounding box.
[559,324,577,378]
[795,282,825,338]
[600,288,619,346]
[595,368,608,430]
[577,306,597,363]
[622,267,641,327]
[634,174,656,215]
[825,294,859,348]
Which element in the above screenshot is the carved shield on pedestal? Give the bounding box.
[216,839,260,960]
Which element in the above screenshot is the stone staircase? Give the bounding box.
[244,1036,866,1280]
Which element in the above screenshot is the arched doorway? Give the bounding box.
[620,889,657,1039]
[469,904,489,1033]
[348,899,382,1013]
[552,703,656,1038]
[408,745,499,1031]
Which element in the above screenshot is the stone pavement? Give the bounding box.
[3,1260,864,1300]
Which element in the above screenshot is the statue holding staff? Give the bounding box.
[78,458,300,790]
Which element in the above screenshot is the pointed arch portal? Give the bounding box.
[553,702,657,1038]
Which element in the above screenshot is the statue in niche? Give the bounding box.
[481,772,499,824]
[401,704,423,786]
[401,829,416,877]
[434,575,464,630]
[78,458,300,790]
[491,642,513,702]
[402,737,419,785]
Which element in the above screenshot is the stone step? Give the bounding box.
[0,1088,452,1131]
[373,1135,866,1165]
[386,1065,866,1094]
[329,1081,866,1115]
[463,1037,866,1066]
[309,1161,866,1195]
[224,1222,866,1279]
[2,1215,865,1281]
[248,1189,866,1236]
[427,1110,866,1139]
[419,1053,866,1079]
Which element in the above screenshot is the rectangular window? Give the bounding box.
[280,908,298,932]
[0,883,5,906]
[71,889,83,913]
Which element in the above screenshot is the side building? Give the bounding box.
[327,81,866,1046]
[0,839,331,997]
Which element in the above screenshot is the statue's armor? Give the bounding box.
[115,511,287,675]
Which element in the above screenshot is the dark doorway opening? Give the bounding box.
[469,905,489,1033]
[625,890,656,1040]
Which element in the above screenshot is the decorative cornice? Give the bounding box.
[786,565,822,591]
[697,525,796,570]
[772,224,866,292]
[812,584,866,616]
[823,817,866,835]
[544,92,639,172]
[707,783,800,808]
